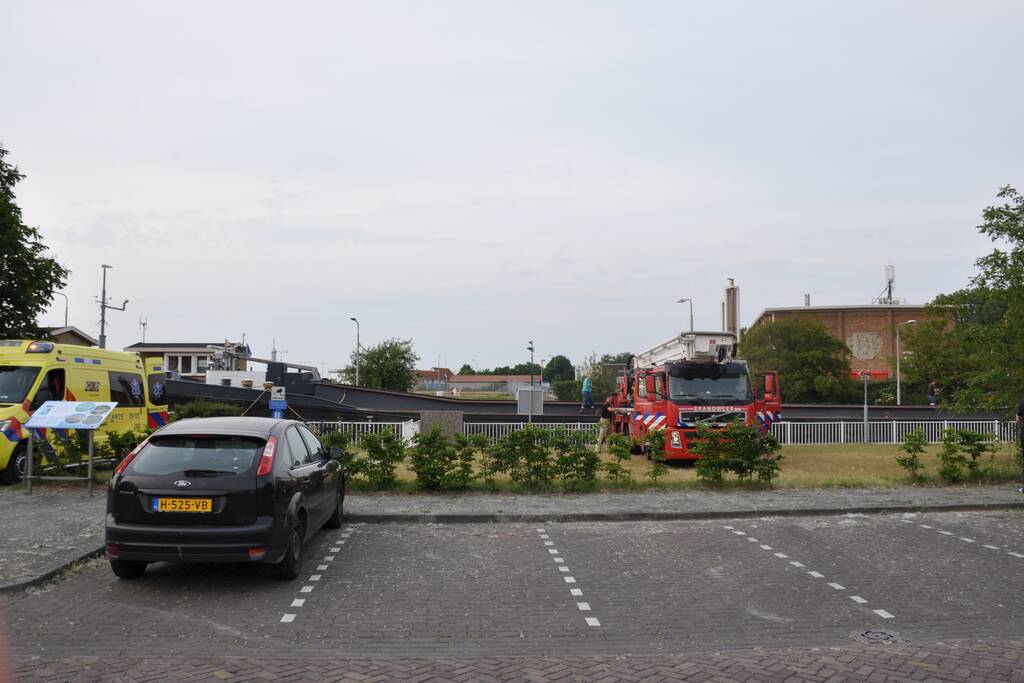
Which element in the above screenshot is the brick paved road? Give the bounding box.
[4,511,1024,681]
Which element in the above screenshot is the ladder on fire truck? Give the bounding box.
[632,331,738,369]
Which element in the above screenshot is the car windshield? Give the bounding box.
[0,366,41,404]
[129,435,265,476]
[668,363,751,404]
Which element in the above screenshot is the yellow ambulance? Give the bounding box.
[0,340,170,484]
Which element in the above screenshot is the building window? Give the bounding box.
[165,354,211,375]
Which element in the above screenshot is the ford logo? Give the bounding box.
[173,480,192,489]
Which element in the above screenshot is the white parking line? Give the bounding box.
[789,561,805,568]
[1009,552,1024,559]
[548,549,559,554]
[564,576,576,583]
[850,596,867,604]
[317,564,328,570]
[808,571,824,578]
[309,574,322,581]
[300,586,314,593]
[938,530,953,536]
[874,609,895,619]
[723,526,734,530]
[984,545,1001,550]
[827,583,845,590]
[733,531,746,536]
[291,599,305,607]
[544,541,554,546]
[919,524,933,529]
[330,547,341,553]
[558,566,570,572]
[747,538,759,543]
[585,617,601,627]
[324,556,334,562]
[536,528,546,533]
[774,552,788,558]
[760,545,773,550]
[280,614,296,623]
[554,557,565,563]
[576,602,591,611]
[570,588,583,596]
[960,538,975,543]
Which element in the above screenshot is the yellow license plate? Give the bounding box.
[154,497,212,513]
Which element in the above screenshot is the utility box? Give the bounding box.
[516,387,544,416]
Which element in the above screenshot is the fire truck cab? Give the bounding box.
[608,330,781,461]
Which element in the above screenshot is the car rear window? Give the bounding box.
[129,435,265,476]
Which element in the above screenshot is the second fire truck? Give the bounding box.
[607,330,781,461]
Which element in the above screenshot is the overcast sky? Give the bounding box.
[3,1,1022,375]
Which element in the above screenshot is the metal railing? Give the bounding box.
[306,421,416,441]
[463,422,599,443]
[770,420,1019,445]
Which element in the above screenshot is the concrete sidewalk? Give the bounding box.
[2,484,1022,592]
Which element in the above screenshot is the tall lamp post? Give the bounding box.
[676,298,694,331]
[896,320,917,406]
[53,292,68,328]
[349,317,360,386]
[96,264,128,349]
[527,340,535,424]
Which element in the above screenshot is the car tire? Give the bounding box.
[110,559,147,580]
[0,444,27,485]
[324,491,344,529]
[270,523,303,580]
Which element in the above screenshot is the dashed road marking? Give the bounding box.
[960,538,975,543]
[938,530,953,536]
[1010,552,1024,559]
[733,530,746,536]
[774,552,788,558]
[537,528,601,627]
[324,556,334,561]
[789,561,805,568]
[850,596,867,604]
[279,526,358,624]
[919,524,933,529]
[874,609,895,619]
[827,583,845,590]
[280,614,296,623]
[808,571,824,578]
[309,574,322,582]
[747,537,759,543]
[300,586,314,593]
[984,545,1001,550]
[760,545,773,550]
[317,564,328,570]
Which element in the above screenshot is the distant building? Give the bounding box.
[124,341,250,380]
[39,326,98,347]
[748,304,947,379]
[447,374,549,396]
[413,368,455,393]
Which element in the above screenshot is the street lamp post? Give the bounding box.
[349,317,360,386]
[53,292,68,328]
[96,264,128,349]
[677,298,694,331]
[896,320,917,406]
[527,340,535,424]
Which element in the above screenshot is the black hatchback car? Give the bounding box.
[105,417,345,580]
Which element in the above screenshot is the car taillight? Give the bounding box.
[256,436,277,476]
[115,438,149,474]
[106,543,120,558]
[248,547,267,560]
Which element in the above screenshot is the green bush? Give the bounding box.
[353,429,406,489]
[483,426,555,487]
[644,430,669,483]
[408,427,486,491]
[895,429,927,481]
[602,433,634,486]
[936,429,968,483]
[957,429,993,476]
[171,401,243,420]
[320,430,357,472]
[550,430,600,488]
[691,421,783,485]
[553,379,582,402]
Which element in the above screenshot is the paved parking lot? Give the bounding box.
[4,510,1024,680]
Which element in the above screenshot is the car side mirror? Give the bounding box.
[31,389,53,411]
[329,447,343,460]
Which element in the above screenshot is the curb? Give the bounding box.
[346,501,1024,524]
[0,545,105,594]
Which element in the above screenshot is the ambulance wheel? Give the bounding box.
[0,444,27,485]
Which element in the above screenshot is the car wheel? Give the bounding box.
[110,559,147,580]
[271,523,303,580]
[324,491,344,529]
[0,444,27,485]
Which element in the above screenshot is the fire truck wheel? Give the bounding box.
[630,440,643,455]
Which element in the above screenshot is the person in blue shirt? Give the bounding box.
[580,374,593,414]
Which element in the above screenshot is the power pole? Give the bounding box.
[96,264,128,349]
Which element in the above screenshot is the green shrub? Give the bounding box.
[353,428,405,489]
[171,401,243,420]
[936,429,968,483]
[602,433,634,486]
[320,430,357,472]
[407,427,486,491]
[553,379,582,402]
[644,430,669,483]
[483,426,555,487]
[956,429,993,476]
[550,430,600,488]
[691,421,783,485]
[895,429,927,481]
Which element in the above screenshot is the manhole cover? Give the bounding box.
[853,630,902,644]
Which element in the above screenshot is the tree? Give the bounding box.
[457,364,475,375]
[0,144,69,337]
[902,186,1024,414]
[543,355,574,382]
[342,338,419,391]
[740,318,852,403]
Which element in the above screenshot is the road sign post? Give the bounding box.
[269,386,287,419]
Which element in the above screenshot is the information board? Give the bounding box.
[25,401,119,430]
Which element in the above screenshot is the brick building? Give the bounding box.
[748,304,946,379]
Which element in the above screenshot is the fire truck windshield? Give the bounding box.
[667,363,751,404]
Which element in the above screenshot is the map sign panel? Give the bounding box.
[25,401,119,430]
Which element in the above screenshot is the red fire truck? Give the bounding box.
[607,330,781,461]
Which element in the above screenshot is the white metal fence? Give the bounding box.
[770,420,1019,445]
[306,421,418,442]
[462,422,598,443]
